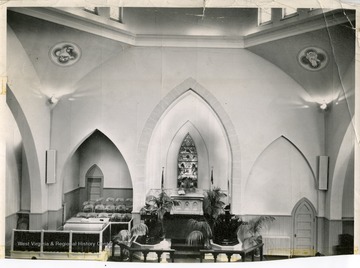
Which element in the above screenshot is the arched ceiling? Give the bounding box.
[7,10,128,99]
[248,22,355,102]
[7,7,355,104]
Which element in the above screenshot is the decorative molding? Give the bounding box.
[244,10,355,47]
[9,7,353,49]
[298,47,328,71]
[9,7,137,46]
[49,42,81,66]
[135,34,244,48]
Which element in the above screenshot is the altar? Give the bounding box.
[170,193,204,215]
[63,217,109,231]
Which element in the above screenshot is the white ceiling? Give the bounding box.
[7,7,356,104]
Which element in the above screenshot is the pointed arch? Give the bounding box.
[291,197,317,215]
[63,129,117,167]
[136,78,239,211]
[291,198,317,256]
[165,121,210,190]
[177,133,199,187]
[6,86,42,214]
[246,135,317,188]
[328,120,355,219]
[244,135,317,215]
[281,136,316,182]
[86,164,104,178]
[85,164,104,201]
[61,128,132,196]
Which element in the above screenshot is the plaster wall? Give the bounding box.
[244,137,317,215]
[342,150,354,218]
[325,61,355,219]
[4,104,22,217]
[7,26,50,213]
[63,149,80,193]
[20,147,30,211]
[49,46,323,214]
[78,131,132,189]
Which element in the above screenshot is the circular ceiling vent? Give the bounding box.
[298,47,328,71]
[49,42,81,66]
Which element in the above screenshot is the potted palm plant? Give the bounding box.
[203,187,227,233]
[131,223,149,242]
[236,216,275,250]
[140,190,179,244]
[113,222,149,244]
[184,187,226,248]
[112,223,148,260]
[213,209,243,246]
[186,219,212,248]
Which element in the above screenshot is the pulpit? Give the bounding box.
[170,193,204,215]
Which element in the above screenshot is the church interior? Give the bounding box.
[2,4,357,262]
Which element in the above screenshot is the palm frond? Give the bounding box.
[131,223,148,237]
[143,190,178,221]
[237,216,275,246]
[250,216,275,235]
[113,229,130,242]
[186,231,204,246]
[187,219,212,238]
[203,187,226,222]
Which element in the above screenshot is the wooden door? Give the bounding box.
[292,201,316,256]
[87,177,102,201]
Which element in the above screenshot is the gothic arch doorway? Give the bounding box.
[292,198,316,256]
[86,165,104,201]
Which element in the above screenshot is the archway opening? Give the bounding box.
[62,129,133,220]
[136,78,240,213]
[145,90,230,195]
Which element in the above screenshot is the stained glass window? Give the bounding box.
[177,134,198,188]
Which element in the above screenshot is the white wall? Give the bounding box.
[146,91,229,192]
[4,105,22,217]
[48,46,323,213]
[325,61,355,220]
[244,136,317,215]
[7,26,51,213]
[63,150,80,194]
[77,131,132,189]
[20,148,30,211]
[342,151,354,218]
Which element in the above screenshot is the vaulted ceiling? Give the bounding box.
[7,7,355,104]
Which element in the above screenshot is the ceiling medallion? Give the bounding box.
[298,47,328,71]
[49,42,81,66]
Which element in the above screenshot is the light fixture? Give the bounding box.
[49,95,59,105]
[319,102,327,110]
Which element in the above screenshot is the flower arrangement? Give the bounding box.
[179,177,196,193]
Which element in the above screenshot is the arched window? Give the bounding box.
[177,133,198,188]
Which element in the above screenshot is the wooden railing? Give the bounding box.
[199,242,264,262]
[11,220,132,259]
[112,241,175,262]
[12,225,108,254]
[111,240,264,263]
